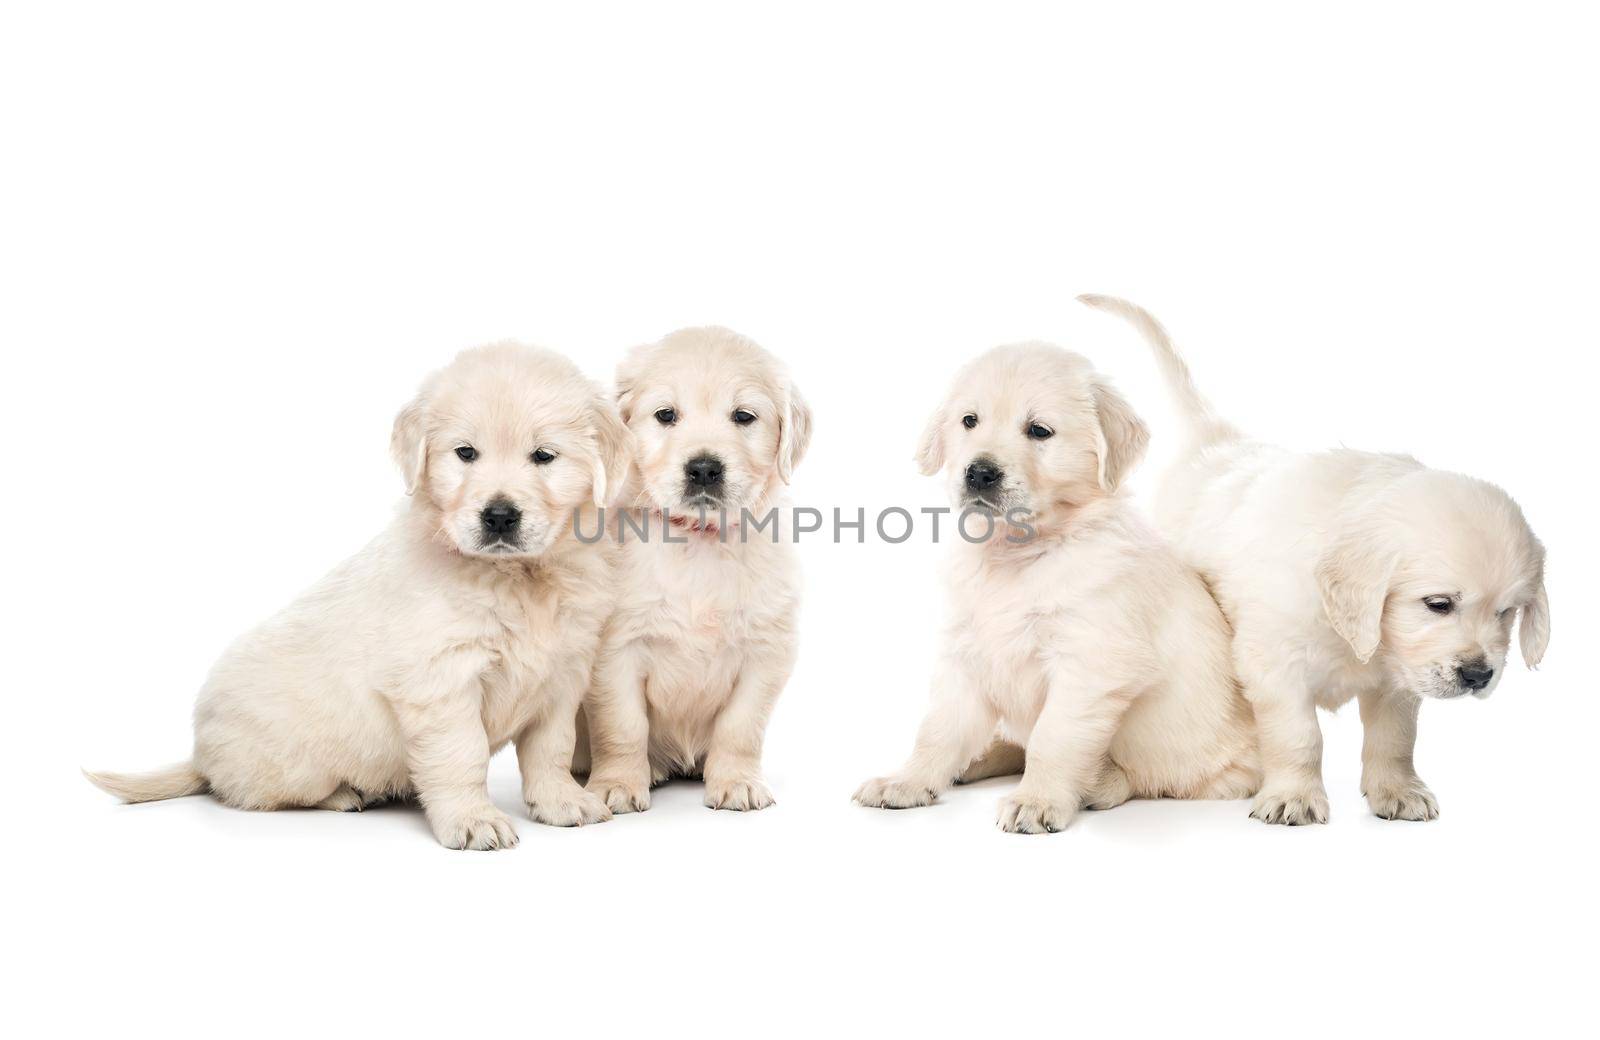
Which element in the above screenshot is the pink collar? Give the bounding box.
[652,510,737,538]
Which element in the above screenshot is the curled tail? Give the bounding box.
[84,761,206,803]
[1077,294,1240,449]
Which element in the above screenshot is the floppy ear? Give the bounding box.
[614,374,638,424]
[1091,378,1149,492]
[588,394,634,507]
[915,403,947,476]
[777,380,813,484]
[1520,581,1549,668]
[390,397,428,496]
[1315,524,1397,663]
[612,343,650,424]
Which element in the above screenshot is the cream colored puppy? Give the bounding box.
[87,344,631,850]
[854,344,1260,833]
[1081,295,1550,824]
[581,327,811,813]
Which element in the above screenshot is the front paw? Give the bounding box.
[1364,776,1440,821]
[431,804,519,851]
[705,774,774,812]
[853,776,938,809]
[1251,784,1330,826]
[996,792,1078,834]
[525,783,613,827]
[587,775,651,814]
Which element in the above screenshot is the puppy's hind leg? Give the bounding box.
[1195,758,1262,801]
[314,784,372,812]
[315,787,387,809]
[956,737,1026,784]
[1083,761,1132,811]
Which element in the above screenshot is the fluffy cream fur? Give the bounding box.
[855,343,1260,833]
[86,344,631,850]
[1081,294,1549,824]
[580,327,812,812]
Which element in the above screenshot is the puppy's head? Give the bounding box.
[1316,469,1549,699]
[917,342,1148,526]
[391,343,631,559]
[616,327,810,517]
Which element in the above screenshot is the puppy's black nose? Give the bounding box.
[685,455,725,488]
[480,499,521,538]
[1457,663,1495,691]
[965,459,1003,492]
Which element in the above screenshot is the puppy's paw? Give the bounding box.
[704,774,775,812]
[1364,777,1440,821]
[587,776,651,814]
[315,784,369,812]
[996,792,1078,834]
[431,804,519,851]
[525,783,613,827]
[853,776,938,809]
[1250,785,1330,826]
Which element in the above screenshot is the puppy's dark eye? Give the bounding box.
[531,448,556,465]
[655,407,677,425]
[1424,596,1454,615]
[732,409,757,425]
[1028,423,1054,440]
[455,446,478,463]
[962,414,978,429]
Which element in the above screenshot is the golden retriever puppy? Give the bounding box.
[1081,295,1549,824]
[854,343,1260,833]
[581,327,811,813]
[86,344,631,850]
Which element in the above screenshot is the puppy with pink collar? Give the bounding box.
[580,327,812,813]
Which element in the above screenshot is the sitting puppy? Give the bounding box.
[86,344,630,850]
[1080,295,1550,824]
[854,343,1260,833]
[581,327,811,813]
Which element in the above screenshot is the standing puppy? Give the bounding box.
[854,344,1259,833]
[87,344,631,850]
[1081,295,1550,824]
[582,327,811,813]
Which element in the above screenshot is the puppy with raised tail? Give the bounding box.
[854,343,1260,833]
[1080,295,1549,824]
[87,344,631,850]
[581,327,811,814]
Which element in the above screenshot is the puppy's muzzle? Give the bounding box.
[683,453,725,503]
[1456,661,1494,692]
[480,497,522,547]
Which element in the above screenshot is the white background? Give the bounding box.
[4,2,1595,1036]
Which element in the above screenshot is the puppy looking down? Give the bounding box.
[1081,295,1549,824]
[854,342,1260,833]
[87,344,631,850]
[581,327,811,813]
